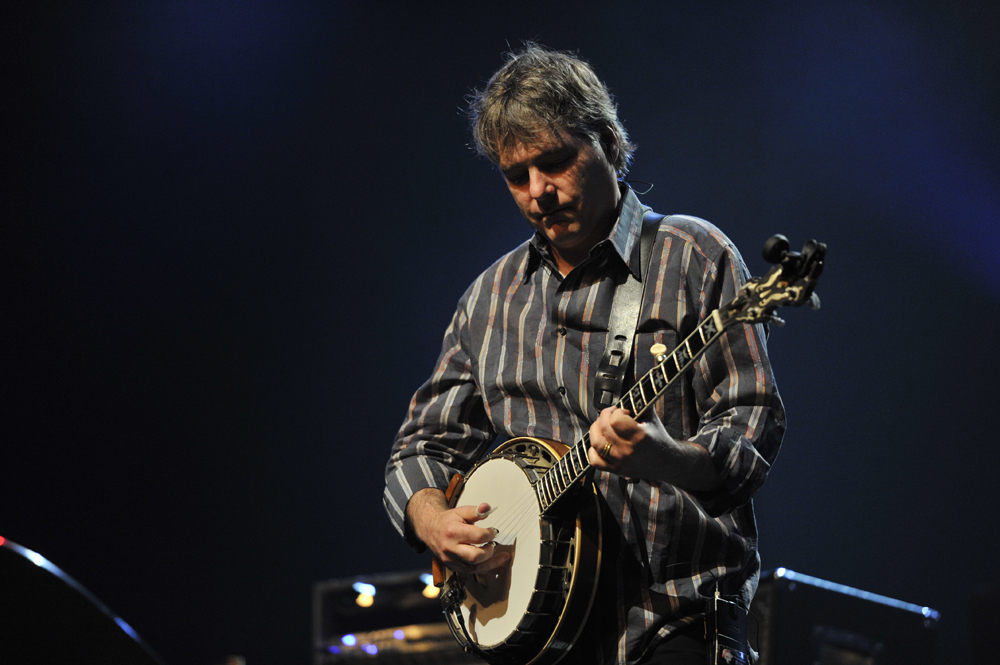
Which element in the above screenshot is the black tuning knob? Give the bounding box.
[800,239,824,265]
[762,234,790,264]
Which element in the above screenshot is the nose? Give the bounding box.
[528,168,556,206]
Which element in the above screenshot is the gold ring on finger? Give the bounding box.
[600,442,613,459]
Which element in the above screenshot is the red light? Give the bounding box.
[0,536,6,547]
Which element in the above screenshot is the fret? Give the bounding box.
[556,466,568,498]
[662,358,677,381]
[640,374,656,400]
[702,316,718,340]
[674,343,691,370]
[652,364,668,390]
[629,385,646,413]
[541,476,553,506]
[546,473,557,502]
[569,446,583,477]
[694,326,707,347]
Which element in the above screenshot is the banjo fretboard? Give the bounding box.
[535,310,726,513]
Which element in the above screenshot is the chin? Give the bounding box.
[548,231,580,246]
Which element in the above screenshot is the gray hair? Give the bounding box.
[468,43,636,178]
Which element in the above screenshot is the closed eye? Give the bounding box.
[504,170,528,186]
[501,149,576,185]
[540,154,574,173]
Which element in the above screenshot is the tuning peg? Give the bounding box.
[650,343,667,362]
[762,235,790,264]
[769,316,786,328]
[808,293,821,310]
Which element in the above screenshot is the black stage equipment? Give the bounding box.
[312,570,479,665]
[750,568,940,665]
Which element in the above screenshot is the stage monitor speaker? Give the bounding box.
[970,587,1000,665]
[312,570,478,665]
[0,536,164,665]
[750,568,940,665]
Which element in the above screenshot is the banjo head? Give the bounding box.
[441,437,601,665]
[447,454,542,648]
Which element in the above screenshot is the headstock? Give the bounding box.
[719,234,826,328]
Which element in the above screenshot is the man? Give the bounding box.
[384,44,784,665]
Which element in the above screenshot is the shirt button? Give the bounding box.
[557,327,567,336]
[558,386,567,396]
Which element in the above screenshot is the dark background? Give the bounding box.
[4,2,999,664]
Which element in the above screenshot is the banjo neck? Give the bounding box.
[536,233,828,514]
[536,310,726,514]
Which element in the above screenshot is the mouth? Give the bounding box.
[538,206,572,225]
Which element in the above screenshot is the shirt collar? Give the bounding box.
[524,185,648,282]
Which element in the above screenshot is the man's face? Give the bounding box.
[499,127,621,270]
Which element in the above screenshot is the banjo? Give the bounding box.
[433,235,826,665]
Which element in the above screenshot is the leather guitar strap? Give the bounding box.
[594,211,663,410]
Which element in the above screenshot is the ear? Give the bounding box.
[599,125,619,164]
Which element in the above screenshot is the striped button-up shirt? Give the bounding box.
[384,187,784,664]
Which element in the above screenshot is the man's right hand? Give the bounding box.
[407,488,510,574]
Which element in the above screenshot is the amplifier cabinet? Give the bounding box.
[312,570,478,665]
[750,569,940,665]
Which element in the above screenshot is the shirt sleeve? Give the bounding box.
[382,299,497,550]
[685,238,786,517]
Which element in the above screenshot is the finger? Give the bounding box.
[589,418,611,466]
[608,407,642,438]
[471,525,500,545]
[443,520,499,551]
[599,440,616,462]
[453,503,492,523]
[454,542,498,567]
[587,433,613,468]
[472,550,510,573]
[600,406,630,421]
[597,417,624,451]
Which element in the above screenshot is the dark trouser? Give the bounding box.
[638,622,709,665]
[563,621,709,665]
